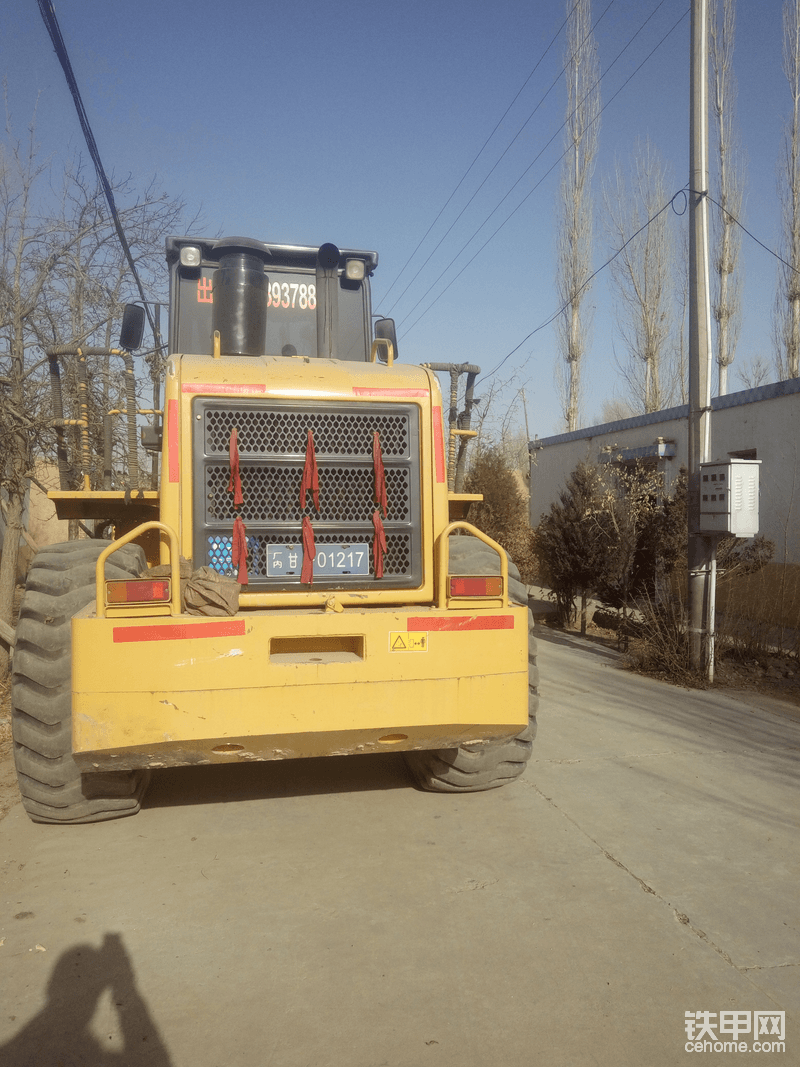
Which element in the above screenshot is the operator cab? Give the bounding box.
[164,236,396,363]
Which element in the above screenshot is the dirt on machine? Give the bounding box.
[11,236,538,823]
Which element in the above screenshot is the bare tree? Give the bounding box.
[777,0,800,379]
[605,139,678,413]
[709,0,744,395]
[596,396,637,424]
[0,118,194,670]
[736,353,771,389]
[41,165,194,489]
[555,0,600,431]
[0,120,65,671]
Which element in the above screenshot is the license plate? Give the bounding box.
[266,543,370,577]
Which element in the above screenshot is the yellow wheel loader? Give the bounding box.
[12,237,537,823]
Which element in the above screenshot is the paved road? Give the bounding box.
[0,628,798,1066]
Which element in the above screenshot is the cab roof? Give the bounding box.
[165,236,379,274]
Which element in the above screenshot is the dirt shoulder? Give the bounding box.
[0,704,16,824]
[533,606,800,717]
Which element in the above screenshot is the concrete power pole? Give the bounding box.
[688,0,716,673]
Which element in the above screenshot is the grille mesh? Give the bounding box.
[194,400,421,589]
[205,464,411,523]
[205,407,409,458]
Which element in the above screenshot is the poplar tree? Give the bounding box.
[605,139,679,413]
[555,0,600,431]
[777,0,800,379]
[710,0,744,395]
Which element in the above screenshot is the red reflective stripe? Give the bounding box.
[113,620,246,643]
[168,399,179,483]
[407,616,514,632]
[352,387,428,397]
[432,407,445,483]
[182,383,267,394]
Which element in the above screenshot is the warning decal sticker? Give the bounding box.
[389,631,428,652]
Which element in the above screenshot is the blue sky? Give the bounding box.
[2,0,792,439]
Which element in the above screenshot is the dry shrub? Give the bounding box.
[628,556,799,687]
[627,591,702,686]
[715,561,800,664]
[465,446,538,584]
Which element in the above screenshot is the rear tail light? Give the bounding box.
[449,575,503,597]
[106,579,171,605]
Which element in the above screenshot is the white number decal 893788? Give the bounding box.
[267,281,316,311]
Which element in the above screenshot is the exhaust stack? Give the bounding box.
[211,239,270,356]
[316,243,340,360]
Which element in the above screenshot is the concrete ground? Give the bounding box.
[0,627,798,1066]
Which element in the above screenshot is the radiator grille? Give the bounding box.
[193,400,421,589]
[204,407,410,458]
[204,464,411,523]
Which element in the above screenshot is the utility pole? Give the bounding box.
[688,0,716,675]
[521,388,530,442]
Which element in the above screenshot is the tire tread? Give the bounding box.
[11,541,150,824]
[405,537,538,792]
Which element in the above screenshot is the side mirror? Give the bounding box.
[374,318,398,362]
[119,304,145,351]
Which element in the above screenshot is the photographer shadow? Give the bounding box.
[0,933,172,1067]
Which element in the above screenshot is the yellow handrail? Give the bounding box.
[95,521,181,617]
[436,521,508,609]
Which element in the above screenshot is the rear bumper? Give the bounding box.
[71,604,529,770]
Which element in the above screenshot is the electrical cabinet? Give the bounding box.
[699,459,760,538]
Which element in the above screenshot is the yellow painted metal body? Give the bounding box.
[64,350,529,770]
[70,601,528,770]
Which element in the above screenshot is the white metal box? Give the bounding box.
[699,459,760,537]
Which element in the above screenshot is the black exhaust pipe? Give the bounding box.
[212,239,270,356]
[316,243,340,360]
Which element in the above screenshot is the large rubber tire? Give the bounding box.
[12,540,151,824]
[404,537,538,792]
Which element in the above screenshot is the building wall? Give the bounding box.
[529,378,800,564]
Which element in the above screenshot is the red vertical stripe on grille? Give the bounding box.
[232,515,248,584]
[301,516,315,584]
[432,407,445,483]
[168,399,179,483]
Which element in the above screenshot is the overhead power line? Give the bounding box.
[705,192,800,276]
[399,1,690,340]
[482,189,687,383]
[480,180,800,390]
[36,0,160,346]
[378,1,584,312]
[383,0,616,319]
